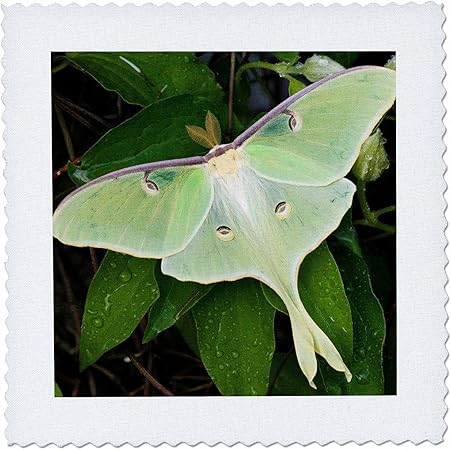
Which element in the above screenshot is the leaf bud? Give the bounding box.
[301,55,345,82]
[352,129,390,183]
[384,55,396,71]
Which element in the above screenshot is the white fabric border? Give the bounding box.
[3,3,446,446]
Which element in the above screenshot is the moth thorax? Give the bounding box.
[208,149,240,179]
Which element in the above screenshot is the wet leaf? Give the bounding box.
[55,383,63,397]
[269,353,317,395]
[330,244,386,394]
[273,52,299,64]
[288,77,305,96]
[233,71,252,130]
[143,276,213,343]
[332,210,362,257]
[193,280,275,395]
[322,52,360,68]
[383,314,396,394]
[301,54,345,82]
[66,52,224,107]
[69,95,224,184]
[175,311,200,356]
[79,251,159,370]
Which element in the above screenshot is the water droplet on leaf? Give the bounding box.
[353,348,366,362]
[326,384,342,395]
[93,317,104,328]
[119,268,132,282]
[355,366,370,384]
[104,295,112,317]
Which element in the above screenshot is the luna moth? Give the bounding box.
[53,66,396,388]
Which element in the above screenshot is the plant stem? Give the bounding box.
[355,180,395,234]
[373,204,396,218]
[92,364,128,395]
[236,61,279,81]
[129,354,174,396]
[89,247,99,273]
[55,94,111,130]
[227,52,236,139]
[236,60,302,82]
[356,180,375,222]
[353,219,396,234]
[55,105,75,160]
[363,232,392,243]
[52,59,70,74]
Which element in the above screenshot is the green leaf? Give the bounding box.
[269,353,317,396]
[322,52,360,68]
[385,55,396,71]
[143,275,213,343]
[66,52,224,107]
[233,73,252,131]
[68,95,224,184]
[54,383,63,397]
[261,282,286,314]
[175,311,200,356]
[193,280,275,395]
[273,52,299,64]
[288,77,305,96]
[262,242,353,362]
[301,55,345,82]
[331,210,362,257]
[362,241,395,311]
[352,129,390,183]
[330,244,386,394]
[383,314,396,394]
[79,251,159,370]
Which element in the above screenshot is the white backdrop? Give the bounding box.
[0,0,449,448]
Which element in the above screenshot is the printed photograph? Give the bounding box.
[52,51,396,397]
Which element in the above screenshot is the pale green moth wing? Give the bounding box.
[53,163,213,258]
[236,66,395,186]
[162,150,355,387]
